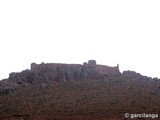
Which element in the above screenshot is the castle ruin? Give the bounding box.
[8,60,120,83]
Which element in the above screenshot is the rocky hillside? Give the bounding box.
[0,61,160,120]
[0,60,120,94]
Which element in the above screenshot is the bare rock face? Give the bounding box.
[122,70,142,78]
[0,60,120,94]
[9,69,34,84]
[122,70,160,84]
[0,70,34,94]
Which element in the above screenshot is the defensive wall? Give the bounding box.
[8,60,120,82]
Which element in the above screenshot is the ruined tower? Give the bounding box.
[88,60,96,66]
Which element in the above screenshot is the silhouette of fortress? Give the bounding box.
[30,60,120,81]
[8,60,120,83]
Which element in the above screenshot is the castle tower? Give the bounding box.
[31,63,37,71]
[83,62,87,65]
[117,64,119,69]
[88,60,96,66]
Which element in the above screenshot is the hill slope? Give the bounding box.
[0,74,160,120]
[0,61,160,119]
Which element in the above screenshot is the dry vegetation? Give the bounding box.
[0,74,160,120]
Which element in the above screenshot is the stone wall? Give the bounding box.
[6,60,120,83]
[96,65,120,76]
[31,63,82,81]
[30,60,120,81]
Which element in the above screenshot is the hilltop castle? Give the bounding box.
[8,60,120,83]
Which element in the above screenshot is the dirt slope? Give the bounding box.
[0,74,160,120]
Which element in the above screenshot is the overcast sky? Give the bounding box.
[0,0,160,80]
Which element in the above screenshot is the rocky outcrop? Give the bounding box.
[1,70,160,120]
[0,70,34,94]
[1,60,160,119]
[9,69,34,84]
[0,60,120,94]
[122,70,159,83]
[122,70,142,78]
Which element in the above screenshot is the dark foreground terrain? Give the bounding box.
[0,73,160,120]
[0,61,160,120]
